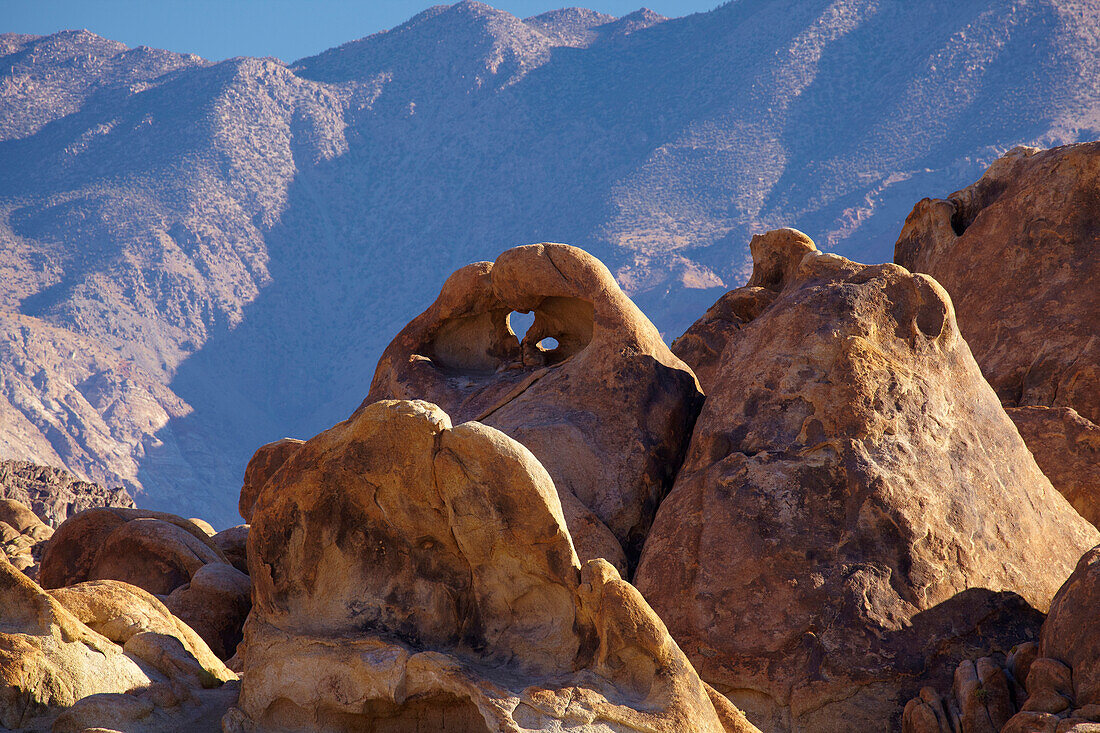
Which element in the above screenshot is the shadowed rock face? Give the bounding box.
[1040,546,1100,711]
[365,243,703,574]
[895,143,1100,527]
[637,228,1099,732]
[989,545,1100,733]
[241,399,757,733]
[1007,406,1100,529]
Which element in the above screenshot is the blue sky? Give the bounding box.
[3,0,720,63]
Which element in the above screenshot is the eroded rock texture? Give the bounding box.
[0,551,236,732]
[239,437,303,523]
[238,398,756,733]
[37,507,250,660]
[1007,407,1100,529]
[637,229,1098,732]
[0,459,134,528]
[1001,545,1100,733]
[365,243,703,573]
[895,143,1100,524]
[0,498,52,579]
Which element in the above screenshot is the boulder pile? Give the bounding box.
[37,507,251,661]
[2,142,1098,732]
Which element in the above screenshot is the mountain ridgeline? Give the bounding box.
[1,0,1098,525]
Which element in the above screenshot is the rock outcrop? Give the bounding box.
[0,498,52,579]
[1006,407,1100,529]
[365,243,703,573]
[239,438,303,523]
[895,143,1100,524]
[906,546,1100,733]
[0,459,135,528]
[999,544,1100,732]
[37,507,250,660]
[636,229,1099,731]
[0,551,236,732]
[237,398,756,733]
[213,524,250,574]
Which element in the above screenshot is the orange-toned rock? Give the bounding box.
[637,229,1098,732]
[37,507,248,661]
[895,143,1099,424]
[239,437,303,523]
[0,552,236,732]
[0,498,52,579]
[165,562,251,660]
[1007,406,1100,528]
[895,143,1100,525]
[239,399,757,733]
[212,524,249,574]
[38,508,225,593]
[365,243,703,572]
[1042,545,1100,709]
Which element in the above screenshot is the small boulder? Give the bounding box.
[239,437,303,523]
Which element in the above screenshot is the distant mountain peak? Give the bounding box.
[524,7,618,47]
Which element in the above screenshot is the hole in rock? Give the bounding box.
[508,311,535,338]
[538,337,559,350]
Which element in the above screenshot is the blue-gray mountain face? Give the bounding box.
[1,0,1098,527]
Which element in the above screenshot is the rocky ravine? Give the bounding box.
[3,0,1100,525]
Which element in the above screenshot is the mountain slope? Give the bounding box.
[1,0,1098,526]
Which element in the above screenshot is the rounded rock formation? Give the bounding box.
[37,507,249,660]
[239,437,303,523]
[895,142,1100,524]
[0,552,236,732]
[364,243,704,573]
[637,229,1099,732]
[239,398,756,733]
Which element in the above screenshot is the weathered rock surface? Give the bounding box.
[366,243,703,573]
[0,459,134,528]
[998,544,1100,733]
[0,551,237,732]
[0,498,52,579]
[238,398,756,733]
[37,507,249,660]
[165,562,251,661]
[1042,545,1100,709]
[895,143,1100,524]
[239,438,303,523]
[637,229,1098,732]
[213,524,250,574]
[1006,407,1100,529]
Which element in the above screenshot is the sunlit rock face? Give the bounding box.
[637,228,1098,732]
[896,142,1100,530]
[239,398,758,733]
[366,242,703,573]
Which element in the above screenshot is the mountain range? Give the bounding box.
[1,0,1098,526]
